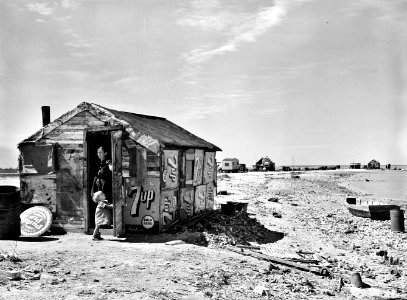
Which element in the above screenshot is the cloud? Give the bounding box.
[113,76,141,87]
[344,0,406,23]
[176,89,253,120]
[61,0,80,10]
[178,1,289,65]
[25,2,56,16]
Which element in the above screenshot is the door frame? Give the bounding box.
[83,125,123,234]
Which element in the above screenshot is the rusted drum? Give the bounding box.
[0,186,21,240]
[390,209,405,233]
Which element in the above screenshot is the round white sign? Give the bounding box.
[20,206,53,237]
[141,215,155,229]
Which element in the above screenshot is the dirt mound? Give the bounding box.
[166,211,284,248]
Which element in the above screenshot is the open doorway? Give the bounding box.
[86,131,112,230]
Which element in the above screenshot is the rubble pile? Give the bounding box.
[167,211,279,248]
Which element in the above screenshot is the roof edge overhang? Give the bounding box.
[18,102,221,155]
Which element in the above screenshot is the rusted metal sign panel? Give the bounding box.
[193,150,204,186]
[194,185,206,214]
[161,189,178,228]
[123,177,160,233]
[180,187,194,218]
[206,182,215,210]
[162,150,179,189]
[203,152,215,184]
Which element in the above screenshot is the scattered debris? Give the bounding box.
[350,273,370,289]
[5,270,21,280]
[227,246,330,277]
[272,212,282,218]
[253,285,270,296]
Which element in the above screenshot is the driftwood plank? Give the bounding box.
[227,247,330,276]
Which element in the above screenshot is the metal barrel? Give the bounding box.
[0,186,21,240]
[390,209,405,233]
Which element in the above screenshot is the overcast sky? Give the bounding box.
[1,0,406,168]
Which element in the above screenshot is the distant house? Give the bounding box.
[350,163,361,169]
[368,159,380,169]
[254,157,275,171]
[221,158,239,173]
[282,166,291,172]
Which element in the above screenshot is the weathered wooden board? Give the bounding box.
[180,187,194,217]
[162,150,179,190]
[194,185,206,214]
[43,130,84,141]
[67,111,105,127]
[121,145,130,177]
[203,152,215,184]
[193,149,204,186]
[185,150,195,160]
[160,189,178,229]
[20,174,57,212]
[56,146,84,219]
[130,146,147,184]
[112,131,124,237]
[123,177,160,233]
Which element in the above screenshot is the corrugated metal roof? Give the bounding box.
[18,102,221,153]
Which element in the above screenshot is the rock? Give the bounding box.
[40,273,59,284]
[350,273,370,289]
[253,285,270,296]
[322,289,335,296]
[5,270,21,280]
[389,266,402,277]
[272,212,282,218]
[376,250,388,257]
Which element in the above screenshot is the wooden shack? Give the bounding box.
[17,102,221,236]
[367,159,380,169]
[254,157,275,171]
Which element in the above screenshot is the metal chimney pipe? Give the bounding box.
[41,106,50,127]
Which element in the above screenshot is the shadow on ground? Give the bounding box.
[17,237,59,242]
[111,211,285,247]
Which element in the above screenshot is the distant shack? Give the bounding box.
[350,163,361,169]
[368,159,380,169]
[221,158,239,173]
[254,157,275,171]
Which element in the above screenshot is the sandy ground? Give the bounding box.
[1,170,406,300]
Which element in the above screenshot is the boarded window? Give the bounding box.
[224,162,230,167]
[19,144,55,175]
[185,149,195,186]
[186,160,194,181]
